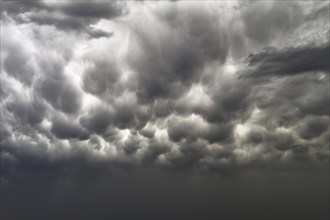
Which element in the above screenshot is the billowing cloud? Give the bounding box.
[1,1,329,219]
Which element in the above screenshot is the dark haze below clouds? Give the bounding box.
[1,167,329,220]
[1,0,329,219]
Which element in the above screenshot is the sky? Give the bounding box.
[0,1,329,219]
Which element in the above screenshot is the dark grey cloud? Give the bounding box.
[5,96,46,125]
[129,3,228,102]
[82,58,120,95]
[248,73,329,135]
[37,77,82,114]
[141,142,169,164]
[122,136,140,154]
[298,116,329,140]
[1,0,45,15]
[57,1,124,19]
[51,115,90,140]
[27,12,114,39]
[243,44,330,77]
[167,116,233,144]
[1,0,125,38]
[208,78,253,124]
[2,1,125,21]
[86,29,114,39]
[1,34,35,85]
[79,105,114,134]
[167,142,207,170]
[241,1,303,44]
[167,117,202,143]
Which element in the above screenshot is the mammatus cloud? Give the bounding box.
[1,1,329,219]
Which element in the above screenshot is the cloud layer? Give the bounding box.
[1,1,329,219]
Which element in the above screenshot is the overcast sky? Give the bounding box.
[0,1,329,219]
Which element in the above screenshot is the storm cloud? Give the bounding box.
[1,1,329,219]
